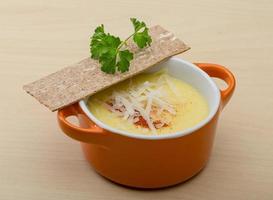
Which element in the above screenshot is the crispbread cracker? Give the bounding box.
[23,25,190,111]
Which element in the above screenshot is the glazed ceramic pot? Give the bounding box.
[58,57,235,189]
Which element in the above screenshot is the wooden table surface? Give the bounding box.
[1,0,273,199]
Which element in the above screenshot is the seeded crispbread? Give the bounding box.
[23,25,190,111]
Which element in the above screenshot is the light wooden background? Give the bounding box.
[1,0,273,199]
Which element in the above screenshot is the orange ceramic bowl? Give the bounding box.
[58,58,235,189]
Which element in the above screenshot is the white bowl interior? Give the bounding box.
[79,57,220,140]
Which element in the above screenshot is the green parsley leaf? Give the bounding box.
[130,18,146,32]
[117,50,134,73]
[100,51,117,74]
[90,25,106,59]
[133,28,152,48]
[130,18,152,48]
[90,18,152,74]
[90,26,121,60]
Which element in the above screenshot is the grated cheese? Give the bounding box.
[101,73,178,134]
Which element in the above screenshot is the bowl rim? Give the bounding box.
[79,57,221,140]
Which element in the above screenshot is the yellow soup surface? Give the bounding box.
[87,70,209,135]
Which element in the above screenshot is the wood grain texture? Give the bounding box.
[0,0,273,199]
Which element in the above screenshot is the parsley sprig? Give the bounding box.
[90,18,152,74]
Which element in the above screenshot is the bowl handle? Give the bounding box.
[194,63,236,109]
[58,103,109,145]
